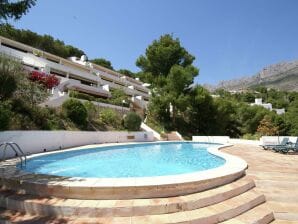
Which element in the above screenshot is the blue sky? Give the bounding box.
[10,0,298,85]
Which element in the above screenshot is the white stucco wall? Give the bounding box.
[193,135,297,146]
[0,131,154,158]
[192,136,230,144]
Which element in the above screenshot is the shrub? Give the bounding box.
[242,133,261,140]
[257,115,279,136]
[69,90,96,101]
[84,101,98,121]
[123,112,142,131]
[99,108,122,129]
[0,101,12,130]
[0,54,23,100]
[110,89,130,107]
[62,99,87,125]
[29,71,60,89]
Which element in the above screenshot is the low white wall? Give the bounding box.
[229,138,261,146]
[192,136,260,145]
[193,135,298,146]
[0,131,154,158]
[192,136,230,144]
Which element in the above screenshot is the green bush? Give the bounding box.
[69,90,96,101]
[84,101,98,121]
[0,54,23,100]
[0,102,12,130]
[62,99,87,125]
[123,112,142,131]
[98,108,122,129]
[242,133,261,140]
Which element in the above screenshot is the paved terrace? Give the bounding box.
[222,144,298,223]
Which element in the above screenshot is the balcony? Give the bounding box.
[58,79,111,98]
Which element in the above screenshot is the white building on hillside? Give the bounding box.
[0,36,150,111]
[251,98,272,110]
[251,98,285,115]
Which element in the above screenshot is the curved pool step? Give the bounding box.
[221,203,274,224]
[0,176,254,217]
[0,170,245,200]
[0,190,267,224]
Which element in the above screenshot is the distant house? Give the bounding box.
[251,98,273,110]
[250,98,285,115]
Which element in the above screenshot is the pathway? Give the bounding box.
[222,144,298,223]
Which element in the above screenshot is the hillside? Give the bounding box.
[210,60,298,92]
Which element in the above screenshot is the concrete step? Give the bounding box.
[255,180,298,190]
[221,203,275,224]
[271,220,298,224]
[0,208,70,224]
[0,189,266,223]
[267,201,298,223]
[166,132,183,141]
[0,176,255,217]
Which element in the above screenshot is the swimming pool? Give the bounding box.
[20,142,225,178]
[2,141,247,199]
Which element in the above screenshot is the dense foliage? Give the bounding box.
[0,24,85,58]
[98,108,123,130]
[139,34,298,139]
[69,89,129,107]
[117,69,135,78]
[90,58,114,70]
[137,34,198,127]
[123,112,142,131]
[0,0,36,22]
[0,54,21,99]
[62,99,88,126]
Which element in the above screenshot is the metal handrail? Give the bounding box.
[0,142,27,166]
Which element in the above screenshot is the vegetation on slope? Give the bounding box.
[0,54,142,131]
[137,34,298,138]
[0,24,85,58]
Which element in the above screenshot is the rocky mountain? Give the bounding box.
[209,60,298,92]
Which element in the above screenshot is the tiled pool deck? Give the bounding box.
[222,144,298,223]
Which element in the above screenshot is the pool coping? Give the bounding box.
[0,141,247,188]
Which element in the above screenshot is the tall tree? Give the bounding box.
[136,34,198,127]
[257,115,279,136]
[90,58,114,70]
[0,0,36,22]
[136,34,197,88]
[187,86,217,135]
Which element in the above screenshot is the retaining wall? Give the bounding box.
[0,131,154,158]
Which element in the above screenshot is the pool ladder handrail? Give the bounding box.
[0,142,27,166]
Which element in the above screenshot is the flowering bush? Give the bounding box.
[29,71,60,89]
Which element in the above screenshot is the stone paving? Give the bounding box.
[222,144,298,223]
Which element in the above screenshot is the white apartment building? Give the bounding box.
[0,36,150,110]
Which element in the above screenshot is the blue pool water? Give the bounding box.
[19,142,225,178]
